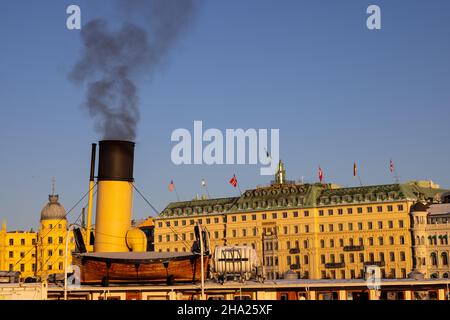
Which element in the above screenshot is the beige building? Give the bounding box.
[153,161,450,280]
[411,202,450,278]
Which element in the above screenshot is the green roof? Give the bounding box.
[157,181,448,219]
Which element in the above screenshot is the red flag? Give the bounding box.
[229,175,237,187]
[168,180,175,192]
[389,159,394,173]
[318,166,323,182]
[353,162,357,177]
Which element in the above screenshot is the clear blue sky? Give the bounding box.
[1,0,449,230]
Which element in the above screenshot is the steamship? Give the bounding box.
[72,140,210,286]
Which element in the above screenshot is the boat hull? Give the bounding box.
[72,252,210,285]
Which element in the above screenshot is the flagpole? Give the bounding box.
[174,186,180,201]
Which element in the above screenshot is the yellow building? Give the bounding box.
[153,161,449,280]
[0,194,75,280]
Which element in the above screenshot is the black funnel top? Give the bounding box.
[97,140,135,182]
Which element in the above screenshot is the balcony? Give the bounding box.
[325,262,345,269]
[343,245,365,252]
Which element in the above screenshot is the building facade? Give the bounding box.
[0,194,75,280]
[411,202,450,278]
[153,161,450,280]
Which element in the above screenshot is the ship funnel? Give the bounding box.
[94,140,135,252]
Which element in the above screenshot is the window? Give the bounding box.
[319,210,324,216]
[328,209,333,216]
[158,235,162,242]
[190,233,194,240]
[359,238,364,246]
[232,230,237,237]
[190,220,195,225]
[400,236,405,245]
[321,255,326,264]
[389,236,394,245]
[59,249,63,256]
[9,239,14,246]
[303,240,308,248]
[339,239,344,247]
[20,239,25,245]
[232,216,237,222]
[158,222,163,228]
[380,252,385,262]
[400,252,406,261]
[59,262,63,270]
[198,219,202,224]
[367,207,373,213]
[253,228,257,236]
[242,229,247,237]
[387,205,393,212]
[48,237,53,244]
[252,214,257,221]
[166,221,170,227]
[166,235,170,242]
[48,250,53,257]
[338,223,343,231]
[305,225,310,233]
[182,234,186,241]
[272,213,277,219]
[357,207,363,214]
[262,214,267,220]
[330,239,334,248]
[319,225,324,232]
[182,220,186,226]
[377,206,382,212]
[388,252,395,262]
[378,237,384,245]
[348,223,353,231]
[214,217,219,223]
[397,204,404,211]
[388,221,393,229]
[174,234,178,241]
[206,219,210,224]
[369,253,374,261]
[174,221,179,226]
[338,208,343,215]
[358,222,363,230]
[347,208,353,214]
[59,237,63,244]
[20,264,25,272]
[9,251,13,258]
[287,241,291,249]
[359,253,364,262]
[369,237,374,246]
[293,211,298,218]
[287,256,291,265]
[283,226,288,234]
[304,255,309,264]
[350,254,354,263]
[378,221,383,229]
[242,215,247,221]
[304,210,310,217]
[282,212,288,218]
[294,226,299,234]
[399,220,404,228]
[340,254,345,263]
[329,224,334,232]
[20,252,25,258]
[368,222,373,230]
[320,240,325,248]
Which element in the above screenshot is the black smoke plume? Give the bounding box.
[69,0,199,140]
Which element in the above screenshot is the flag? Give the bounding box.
[265,149,272,161]
[389,159,394,173]
[318,166,323,182]
[229,175,237,187]
[201,179,207,187]
[168,180,175,192]
[353,162,357,177]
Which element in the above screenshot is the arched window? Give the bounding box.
[431,252,438,266]
[441,252,448,266]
